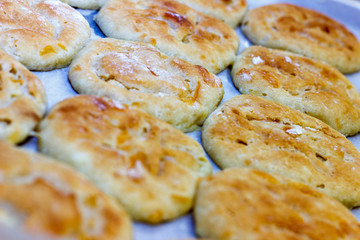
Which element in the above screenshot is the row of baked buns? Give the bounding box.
[193,3,360,239]
[2,1,359,74]
[1,0,360,240]
[2,35,360,145]
[1,0,360,137]
[3,92,360,239]
[0,0,243,73]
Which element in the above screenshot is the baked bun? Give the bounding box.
[195,168,360,239]
[174,0,248,28]
[202,95,360,208]
[60,0,108,9]
[0,140,132,240]
[38,95,212,223]
[0,49,46,144]
[69,38,224,132]
[0,0,91,70]
[242,3,360,73]
[95,0,239,74]
[231,46,360,136]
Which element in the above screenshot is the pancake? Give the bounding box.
[195,168,360,240]
[0,140,132,240]
[69,38,224,132]
[202,94,360,208]
[242,3,360,73]
[175,0,248,28]
[0,49,46,144]
[0,0,91,70]
[231,46,360,136]
[38,95,212,223]
[95,0,239,74]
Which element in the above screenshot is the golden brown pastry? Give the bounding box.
[242,3,360,73]
[0,49,46,144]
[202,95,360,208]
[195,168,360,240]
[69,38,224,132]
[231,46,360,136]
[60,0,108,9]
[38,95,212,223]
[175,0,248,28]
[0,140,132,240]
[95,0,239,73]
[0,0,91,70]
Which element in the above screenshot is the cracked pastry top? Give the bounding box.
[174,0,248,28]
[242,3,360,74]
[38,95,212,223]
[231,46,360,136]
[0,49,46,144]
[202,94,360,208]
[0,140,132,240]
[95,0,239,74]
[195,168,360,240]
[69,38,224,132]
[0,0,91,70]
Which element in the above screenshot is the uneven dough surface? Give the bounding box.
[195,168,360,240]
[0,140,132,240]
[95,0,239,73]
[38,95,212,223]
[60,0,108,9]
[242,3,360,73]
[202,95,360,208]
[231,46,360,136]
[175,0,248,28]
[0,49,46,144]
[69,39,224,132]
[0,0,91,70]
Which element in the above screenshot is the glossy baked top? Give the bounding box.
[38,95,212,223]
[0,0,90,70]
[202,95,360,208]
[95,0,239,73]
[242,3,360,73]
[69,38,224,132]
[232,46,360,136]
[0,49,46,143]
[0,140,132,239]
[195,168,360,240]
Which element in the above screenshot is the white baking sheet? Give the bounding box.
[19,0,360,239]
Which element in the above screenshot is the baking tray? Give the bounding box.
[19,0,360,239]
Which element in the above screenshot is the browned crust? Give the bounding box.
[38,95,211,223]
[69,39,224,132]
[242,3,360,73]
[175,0,248,28]
[195,168,360,239]
[0,140,132,239]
[0,0,90,70]
[0,49,46,143]
[95,0,239,73]
[202,95,360,208]
[231,46,360,136]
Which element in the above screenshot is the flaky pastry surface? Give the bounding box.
[0,49,46,144]
[69,39,224,132]
[95,0,239,73]
[232,46,360,136]
[202,95,360,208]
[0,141,132,240]
[195,168,360,240]
[242,3,360,73]
[38,95,211,223]
[0,0,90,70]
